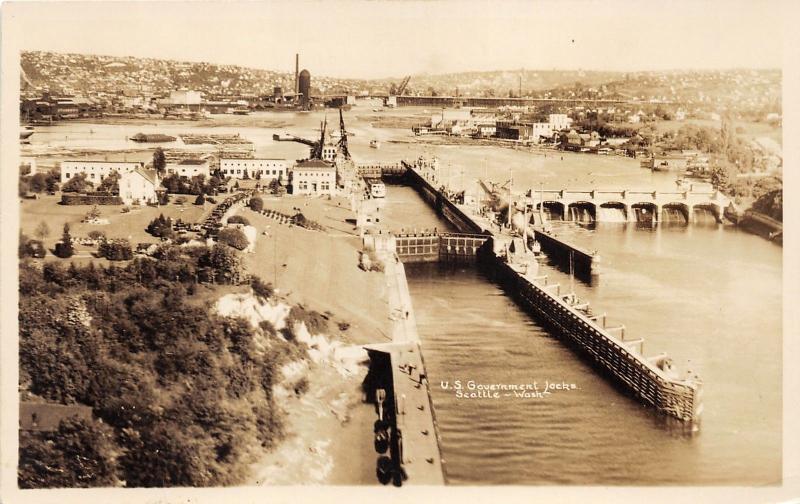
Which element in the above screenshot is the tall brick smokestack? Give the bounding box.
[295,54,299,95]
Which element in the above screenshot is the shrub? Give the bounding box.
[217,228,249,251]
[61,173,92,193]
[19,236,46,259]
[194,193,205,205]
[98,240,133,261]
[54,242,74,259]
[227,215,250,226]
[175,196,187,205]
[61,194,123,206]
[287,305,329,336]
[146,214,174,239]
[54,223,75,259]
[88,230,106,241]
[250,276,273,301]
[249,197,263,212]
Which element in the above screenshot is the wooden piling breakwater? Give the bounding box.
[480,242,703,423]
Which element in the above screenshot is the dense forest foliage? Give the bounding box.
[18,244,310,487]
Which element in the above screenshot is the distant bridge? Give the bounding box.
[524,188,730,223]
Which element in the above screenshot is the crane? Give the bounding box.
[396,75,411,96]
[337,108,351,160]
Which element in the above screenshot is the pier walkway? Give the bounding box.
[363,254,445,485]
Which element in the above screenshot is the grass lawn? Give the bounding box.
[20,193,212,252]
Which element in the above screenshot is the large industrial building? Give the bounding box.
[220,158,289,180]
[60,160,144,184]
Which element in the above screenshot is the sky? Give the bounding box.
[4,0,787,79]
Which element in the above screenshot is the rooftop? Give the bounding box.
[295,159,335,170]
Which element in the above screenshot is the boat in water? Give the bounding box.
[232,107,251,115]
[370,139,381,149]
[130,133,177,143]
[20,127,34,141]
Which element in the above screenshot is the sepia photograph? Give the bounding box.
[0,0,797,502]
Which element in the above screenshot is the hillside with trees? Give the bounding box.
[17,243,312,487]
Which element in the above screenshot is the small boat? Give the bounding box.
[20,128,34,141]
[370,140,381,149]
[232,107,251,115]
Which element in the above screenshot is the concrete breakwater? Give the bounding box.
[395,164,703,424]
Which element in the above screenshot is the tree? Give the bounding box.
[18,417,119,488]
[227,215,250,225]
[54,223,74,258]
[217,228,249,251]
[35,221,50,242]
[146,214,174,239]
[98,171,121,194]
[249,196,263,212]
[45,170,61,193]
[153,148,166,176]
[194,193,206,205]
[206,243,244,284]
[29,173,49,193]
[709,164,733,192]
[98,240,133,261]
[62,173,92,193]
[19,177,30,197]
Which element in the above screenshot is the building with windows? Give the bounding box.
[165,158,210,179]
[220,158,289,180]
[548,113,573,131]
[60,160,143,185]
[530,122,554,143]
[290,159,336,196]
[119,167,160,205]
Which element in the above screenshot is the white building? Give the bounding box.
[548,113,573,131]
[119,167,159,205]
[431,108,471,128]
[166,159,211,179]
[321,144,338,162]
[291,159,337,196]
[220,158,289,180]
[169,90,202,105]
[60,160,143,185]
[531,123,554,143]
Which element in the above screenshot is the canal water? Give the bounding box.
[389,184,782,486]
[23,108,782,485]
